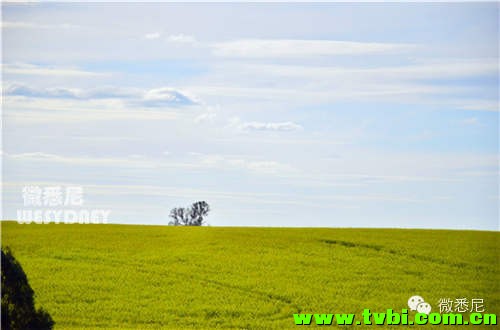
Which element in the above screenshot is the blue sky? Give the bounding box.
[2,3,498,229]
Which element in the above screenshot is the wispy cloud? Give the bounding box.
[3,97,180,123]
[5,84,83,99]
[167,34,197,45]
[460,117,480,126]
[6,151,296,176]
[2,21,81,30]
[3,63,106,77]
[139,87,198,107]
[212,39,416,58]
[189,58,497,111]
[195,112,217,123]
[4,84,138,99]
[144,32,197,44]
[458,101,499,112]
[239,121,303,132]
[4,83,198,108]
[227,59,497,82]
[6,152,158,168]
[144,32,161,40]
[192,153,297,175]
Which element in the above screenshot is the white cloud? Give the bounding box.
[195,112,217,123]
[240,121,303,132]
[144,32,161,40]
[4,83,140,99]
[141,87,198,107]
[459,101,498,112]
[167,34,197,44]
[194,154,296,175]
[5,84,83,99]
[3,97,179,122]
[245,160,294,174]
[212,39,415,58]
[2,21,81,30]
[5,152,158,168]
[226,59,497,82]
[1,1,38,4]
[460,117,480,126]
[226,117,303,132]
[188,58,498,111]
[6,151,295,176]
[4,83,198,108]
[3,63,106,77]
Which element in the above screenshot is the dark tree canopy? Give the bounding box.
[189,201,210,226]
[1,247,54,330]
[169,201,210,226]
[169,207,190,226]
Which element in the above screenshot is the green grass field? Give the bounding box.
[1,221,499,329]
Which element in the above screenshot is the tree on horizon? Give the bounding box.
[169,201,210,226]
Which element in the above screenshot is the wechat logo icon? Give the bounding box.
[408,295,431,315]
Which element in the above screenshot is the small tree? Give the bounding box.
[189,201,210,226]
[169,201,210,226]
[1,247,54,330]
[169,207,190,226]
